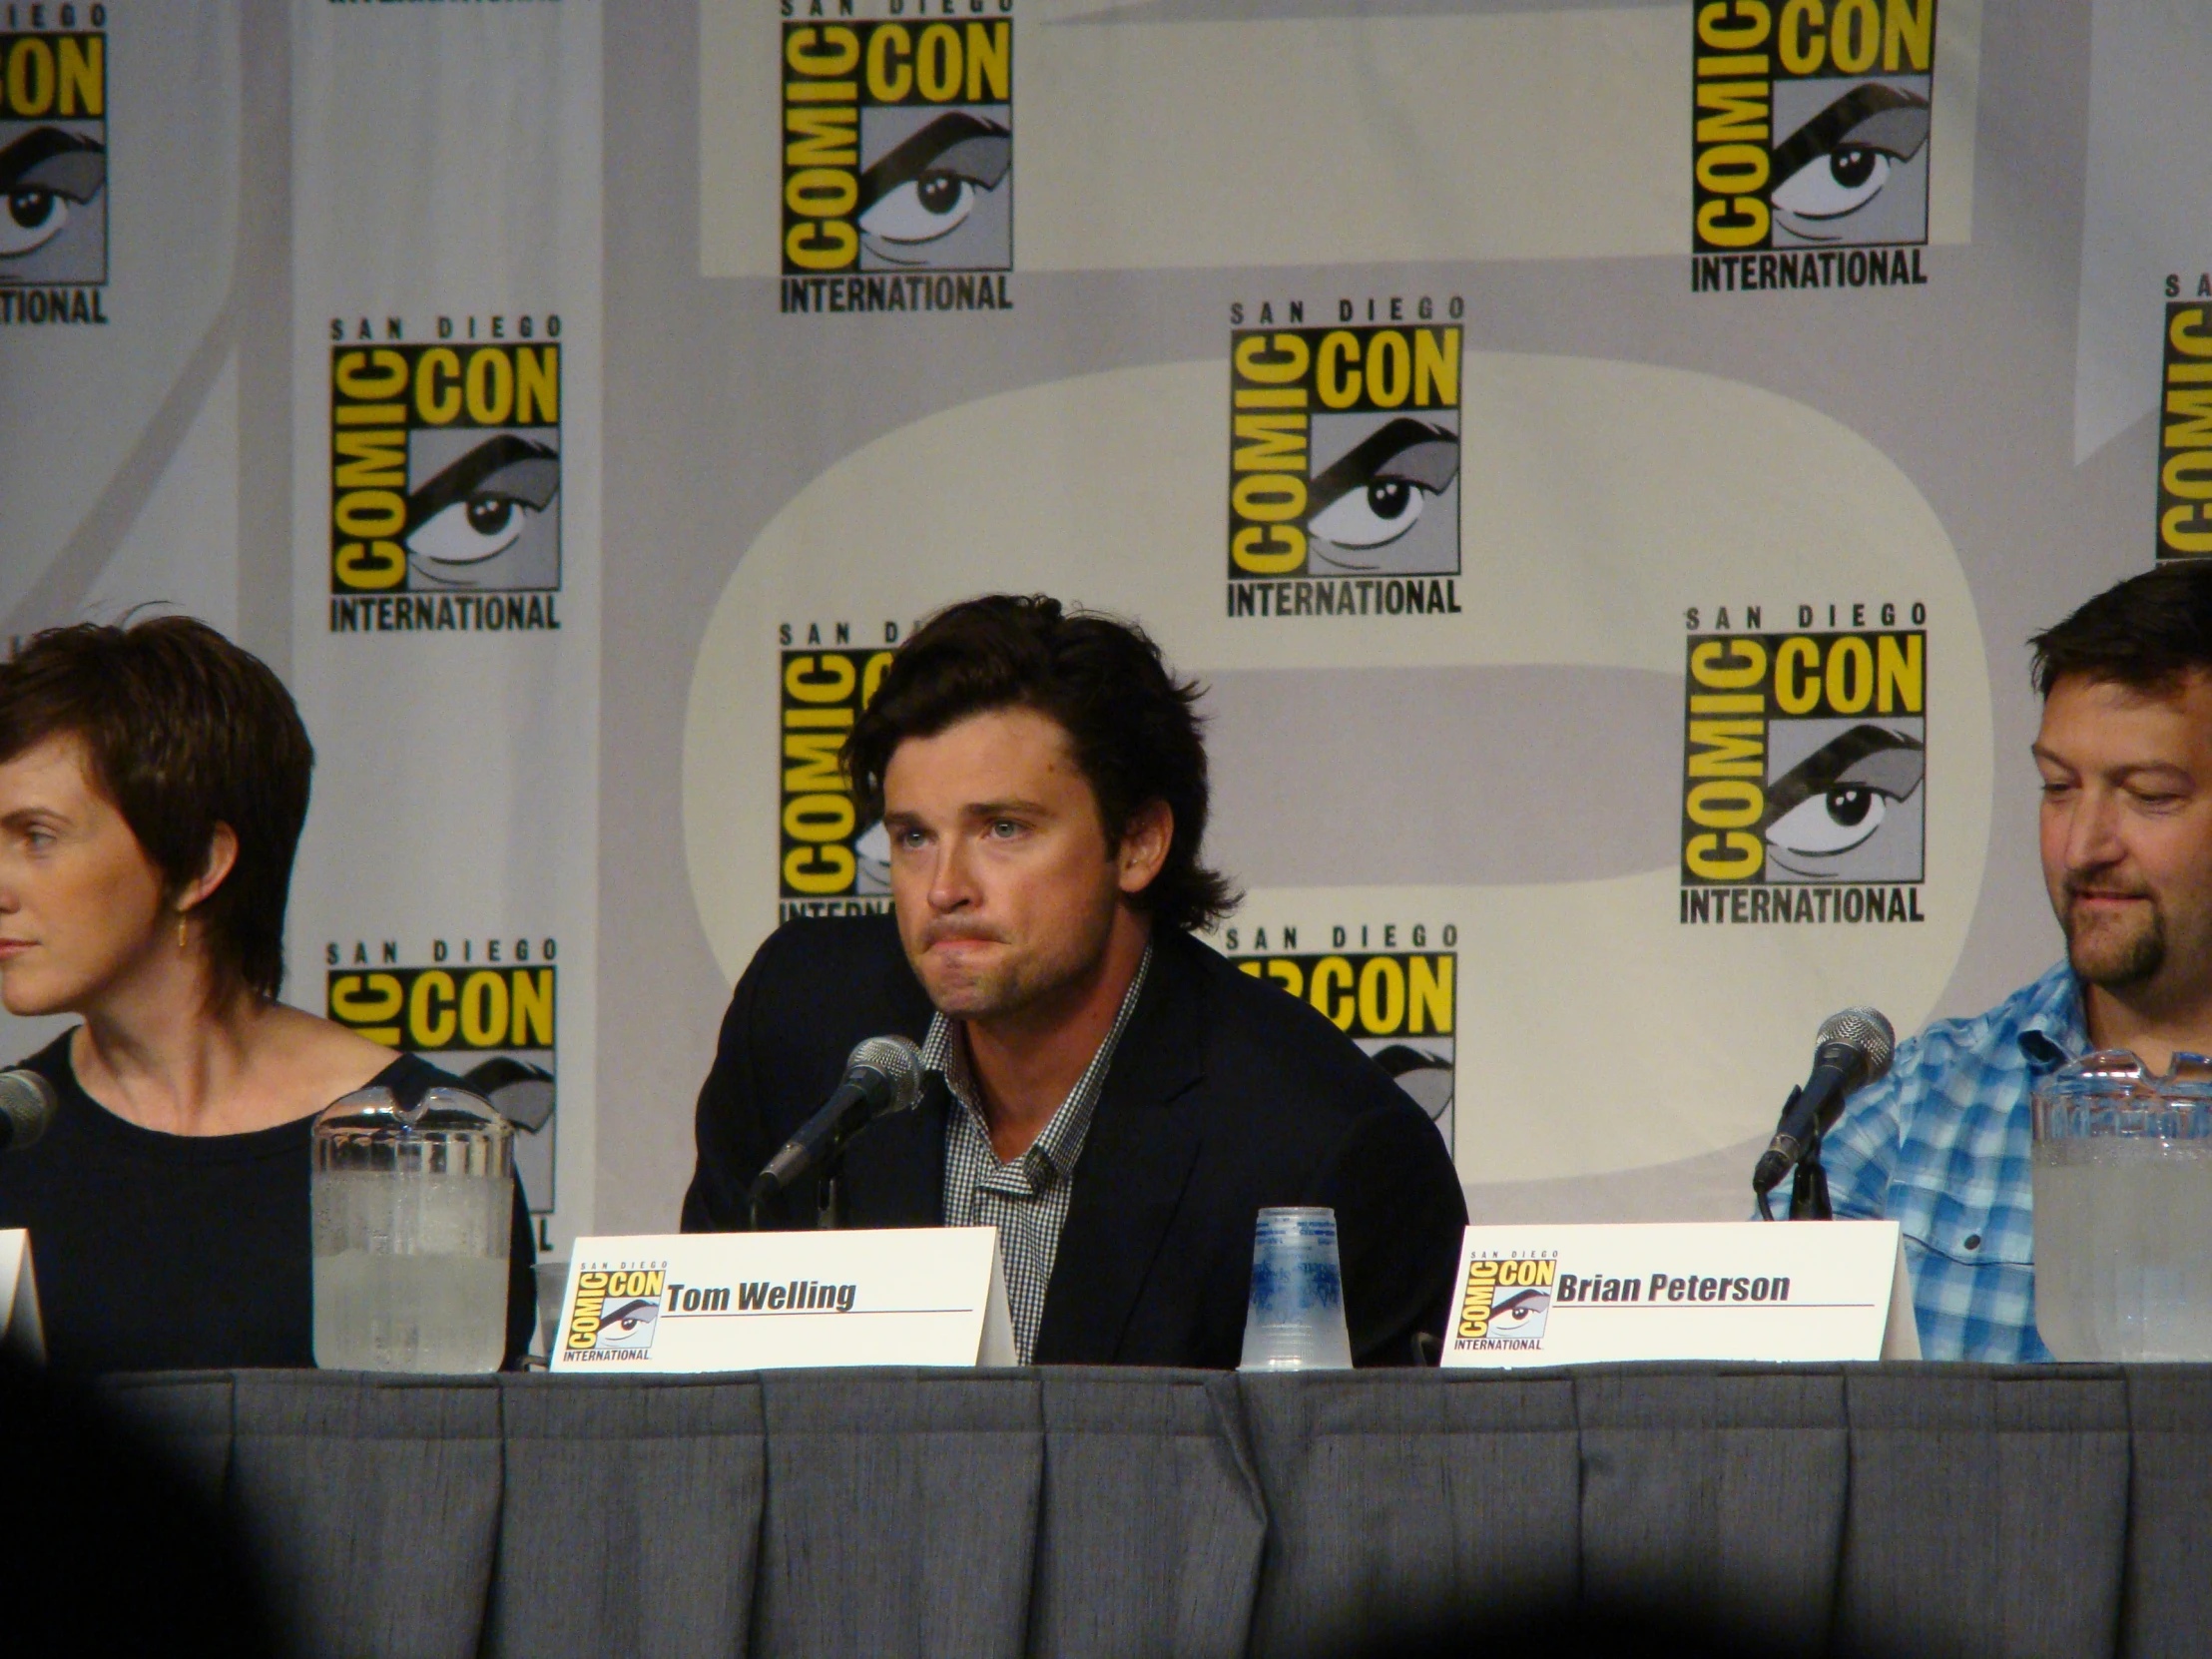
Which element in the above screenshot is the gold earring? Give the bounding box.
[178,913,189,951]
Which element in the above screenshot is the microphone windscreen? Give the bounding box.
[0,1068,58,1152]
[846,1034,923,1113]
[1816,1007,1897,1084]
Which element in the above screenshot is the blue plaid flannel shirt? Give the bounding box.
[1776,959,2083,1363]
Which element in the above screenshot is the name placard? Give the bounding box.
[549,1227,1016,1374]
[0,1230,45,1364]
[1441,1221,1918,1368]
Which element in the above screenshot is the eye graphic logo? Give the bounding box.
[1692,0,1935,260]
[2157,303,2212,561]
[0,28,107,292]
[325,958,560,1216]
[782,15,1012,278]
[1228,323,1462,585]
[1681,626,1930,922]
[779,643,896,918]
[328,341,562,600]
[595,1296,663,1350]
[1236,948,1456,1151]
[1455,1257,1555,1345]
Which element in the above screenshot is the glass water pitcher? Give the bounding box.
[310,1085,513,1374]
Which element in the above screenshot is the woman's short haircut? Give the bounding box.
[2031,561,2212,697]
[0,617,313,999]
[844,594,1239,934]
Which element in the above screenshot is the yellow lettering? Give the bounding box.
[409,971,458,1049]
[786,221,857,270]
[57,35,100,117]
[1316,331,1362,409]
[1409,955,1453,1035]
[332,430,405,490]
[1826,635,1874,713]
[784,844,856,892]
[864,25,912,102]
[1876,634,1924,713]
[334,541,406,590]
[1774,636,1821,714]
[414,347,462,425]
[1688,720,1764,777]
[1413,327,1459,406]
[1697,1,1773,51]
[1310,957,1355,1029]
[1696,82,1772,143]
[965,22,1010,101]
[787,26,860,77]
[1883,0,1935,71]
[516,346,558,425]
[460,970,510,1047]
[334,348,408,402]
[512,970,554,1047]
[1234,333,1311,385]
[1231,526,1307,575]
[786,655,856,704]
[1778,0,1825,72]
[1685,830,1764,879]
[1689,638,1769,689]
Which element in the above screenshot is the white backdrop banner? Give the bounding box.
[0,0,2197,1239]
[286,0,602,1257]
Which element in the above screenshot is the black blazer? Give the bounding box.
[681,914,1468,1368]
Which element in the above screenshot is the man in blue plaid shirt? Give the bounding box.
[1803,564,2212,1361]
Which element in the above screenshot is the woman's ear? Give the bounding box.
[178,823,240,914]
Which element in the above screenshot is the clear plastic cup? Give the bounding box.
[1238,1206,1354,1371]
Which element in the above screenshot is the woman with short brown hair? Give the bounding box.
[0,616,535,1372]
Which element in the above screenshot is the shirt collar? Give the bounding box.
[919,941,1154,1175]
[2015,958,2089,1073]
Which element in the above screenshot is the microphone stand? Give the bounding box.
[1753,1084,1834,1221]
[1788,1132,1834,1221]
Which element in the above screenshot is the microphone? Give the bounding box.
[0,1069,58,1153]
[747,1035,924,1215]
[1751,1007,1897,1199]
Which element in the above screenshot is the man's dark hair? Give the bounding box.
[844,594,1239,933]
[0,616,313,999]
[2030,562,2212,697]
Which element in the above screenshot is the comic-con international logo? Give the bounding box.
[326,324,563,632]
[2156,300,2212,561]
[1679,611,1928,926]
[1227,924,1456,1151]
[324,944,560,1229]
[563,1266,664,1363]
[1691,0,1935,293]
[0,13,107,324]
[1226,304,1464,621]
[779,633,898,919]
[780,2,1012,315]
[1454,1255,1555,1353]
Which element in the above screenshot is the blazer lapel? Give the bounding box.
[840,1071,948,1228]
[1031,938,1207,1364]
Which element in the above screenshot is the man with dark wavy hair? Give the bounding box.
[684,595,1465,1367]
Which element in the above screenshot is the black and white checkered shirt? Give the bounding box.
[927,945,1152,1366]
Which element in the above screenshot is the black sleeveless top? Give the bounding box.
[0,1033,537,1374]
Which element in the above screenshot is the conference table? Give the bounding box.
[94,1363,2211,1659]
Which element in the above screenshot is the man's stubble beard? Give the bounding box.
[2063,890,2167,990]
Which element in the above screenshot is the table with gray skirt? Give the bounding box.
[90,1364,2212,1659]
